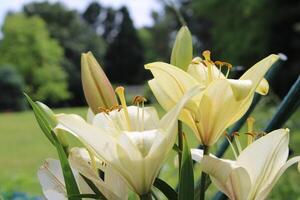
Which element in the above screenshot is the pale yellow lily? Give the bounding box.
[192,129,300,200]
[38,148,127,200]
[146,52,279,145]
[55,86,201,195]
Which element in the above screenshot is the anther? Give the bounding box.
[132,95,147,105]
[98,107,110,114]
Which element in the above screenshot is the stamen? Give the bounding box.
[233,132,242,154]
[87,148,97,172]
[224,62,233,78]
[224,132,238,159]
[98,107,110,114]
[247,117,255,145]
[214,61,223,78]
[132,96,147,131]
[115,86,132,131]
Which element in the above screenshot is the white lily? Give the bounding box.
[55,86,201,195]
[192,129,300,200]
[146,51,279,146]
[38,148,127,200]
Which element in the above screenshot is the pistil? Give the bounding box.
[115,86,132,131]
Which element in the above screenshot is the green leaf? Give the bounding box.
[178,133,194,200]
[172,143,182,154]
[80,174,107,200]
[153,178,178,200]
[170,26,193,71]
[51,131,81,200]
[24,93,56,145]
[68,193,101,199]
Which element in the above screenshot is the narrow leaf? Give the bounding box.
[80,174,107,200]
[68,194,101,199]
[153,178,178,200]
[51,131,81,200]
[24,93,56,145]
[178,133,194,200]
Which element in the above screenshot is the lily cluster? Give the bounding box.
[29,26,300,200]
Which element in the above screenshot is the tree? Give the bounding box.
[105,7,145,84]
[0,14,70,104]
[24,2,106,105]
[0,65,25,111]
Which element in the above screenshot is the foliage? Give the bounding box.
[24,2,106,106]
[0,66,25,111]
[105,7,145,84]
[0,14,70,104]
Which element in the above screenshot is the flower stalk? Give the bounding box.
[199,145,209,200]
[178,120,183,175]
[139,192,152,200]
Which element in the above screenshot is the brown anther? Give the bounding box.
[98,107,110,114]
[132,95,147,105]
[223,62,233,69]
[245,132,255,137]
[214,60,232,69]
[109,105,123,112]
[233,131,240,137]
[195,120,200,123]
[224,132,234,141]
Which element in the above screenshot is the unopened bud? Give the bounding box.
[81,52,118,114]
[170,26,193,71]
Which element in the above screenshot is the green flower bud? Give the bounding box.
[81,52,118,114]
[170,26,193,71]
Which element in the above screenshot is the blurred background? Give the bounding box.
[0,0,299,199]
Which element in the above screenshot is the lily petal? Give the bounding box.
[256,78,269,95]
[69,148,127,200]
[195,79,252,145]
[239,54,279,94]
[87,108,95,124]
[237,129,289,189]
[145,62,200,103]
[227,79,253,101]
[187,60,225,86]
[38,159,67,200]
[201,156,251,200]
[148,79,177,111]
[256,156,300,200]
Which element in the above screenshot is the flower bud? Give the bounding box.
[81,52,118,114]
[170,26,193,71]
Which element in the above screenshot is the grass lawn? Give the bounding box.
[0,99,299,199]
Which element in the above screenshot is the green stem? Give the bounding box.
[178,120,183,175]
[200,145,209,200]
[139,192,152,200]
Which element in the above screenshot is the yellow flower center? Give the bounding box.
[200,50,233,84]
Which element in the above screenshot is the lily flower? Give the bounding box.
[55,86,202,196]
[145,51,279,145]
[192,129,300,200]
[38,148,127,200]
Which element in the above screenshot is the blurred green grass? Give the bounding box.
[0,100,299,198]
